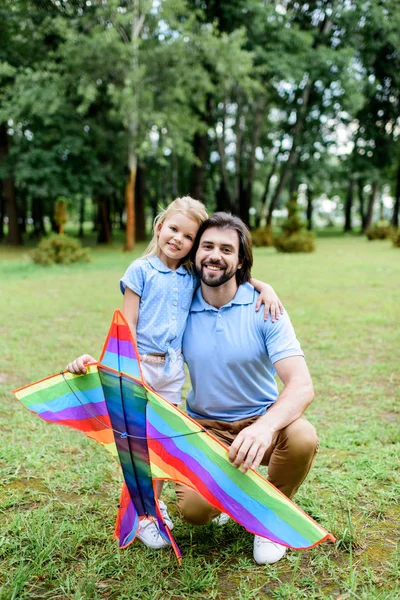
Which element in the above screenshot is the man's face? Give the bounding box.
[195,227,242,287]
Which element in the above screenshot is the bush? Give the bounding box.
[392,229,400,248]
[251,226,274,247]
[274,201,316,253]
[365,220,393,240]
[30,234,91,265]
[274,230,316,253]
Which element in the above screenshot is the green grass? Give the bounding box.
[1,236,399,599]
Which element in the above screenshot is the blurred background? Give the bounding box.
[0,0,399,249]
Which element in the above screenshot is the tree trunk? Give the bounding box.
[190,132,208,202]
[392,161,400,228]
[78,196,85,237]
[267,78,313,225]
[50,213,58,233]
[135,162,146,242]
[344,179,354,232]
[358,180,366,232]
[306,186,313,230]
[243,100,263,228]
[19,189,27,235]
[124,156,137,251]
[31,197,45,237]
[379,193,385,220]
[289,173,298,203]
[97,196,112,244]
[123,2,145,251]
[233,97,244,214]
[266,15,332,226]
[215,124,233,211]
[216,179,231,212]
[238,175,250,226]
[267,147,300,225]
[364,182,378,233]
[0,189,4,240]
[255,148,280,228]
[0,125,21,245]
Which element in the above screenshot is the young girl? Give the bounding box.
[67,196,283,549]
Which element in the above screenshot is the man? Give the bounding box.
[176,212,318,565]
[67,212,318,565]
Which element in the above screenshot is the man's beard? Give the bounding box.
[195,260,238,287]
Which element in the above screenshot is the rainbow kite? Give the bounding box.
[14,310,335,562]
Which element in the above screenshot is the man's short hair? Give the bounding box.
[191,212,253,285]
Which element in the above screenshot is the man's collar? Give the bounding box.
[147,255,188,275]
[190,282,255,312]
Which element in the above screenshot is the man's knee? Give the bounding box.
[177,489,216,526]
[284,418,319,458]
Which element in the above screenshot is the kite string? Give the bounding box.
[60,372,206,440]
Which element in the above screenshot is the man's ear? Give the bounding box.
[238,263,243,270]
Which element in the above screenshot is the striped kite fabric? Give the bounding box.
[14,310,335,561]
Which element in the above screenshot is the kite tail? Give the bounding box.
[114,484,139,548]
[115,484,182,563]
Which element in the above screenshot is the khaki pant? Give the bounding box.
[176,416,319,526]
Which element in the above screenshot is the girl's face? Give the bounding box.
[157,212,199,268]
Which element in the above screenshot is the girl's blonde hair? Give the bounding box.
[143,196,208,269]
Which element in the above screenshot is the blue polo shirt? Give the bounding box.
[183,282,304,422]
[120,256,197,356]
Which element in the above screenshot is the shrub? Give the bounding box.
[30,235,91,265]
[251,226,274,247]
[274,201,316,253]
[365,220,393,240]
[274,230,316,253]
[392,229,400,248]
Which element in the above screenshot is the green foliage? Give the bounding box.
[365,220,393,240]
[274,231,316,253]
[274,201,316,253]
[30,234,91,265]
[251,226,274,247]
[392,228,400,247]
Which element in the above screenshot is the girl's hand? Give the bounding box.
[255,284,284,322]
[66,354,97,375]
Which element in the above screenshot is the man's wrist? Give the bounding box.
[257,412,278,435]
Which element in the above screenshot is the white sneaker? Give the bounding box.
[253,536,287,565]
[158,500,174,530]
[212,512,230,526]
[137,519,169,549]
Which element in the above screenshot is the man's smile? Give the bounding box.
[202,262,225,271]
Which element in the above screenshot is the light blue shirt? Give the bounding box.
[183,282,304,422]
[120,256,197,360]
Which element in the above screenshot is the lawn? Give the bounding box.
[0,235,399,599]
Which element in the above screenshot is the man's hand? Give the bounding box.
[228,420,273,474]
[66,354,96,375]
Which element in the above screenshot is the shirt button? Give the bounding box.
[218,314,222,318]
[172,331,176,336]
[172,316,176,320]
[172,272,176,277]
[174,287,178,292]
[173,301,177,306]
[166,342,170,346]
